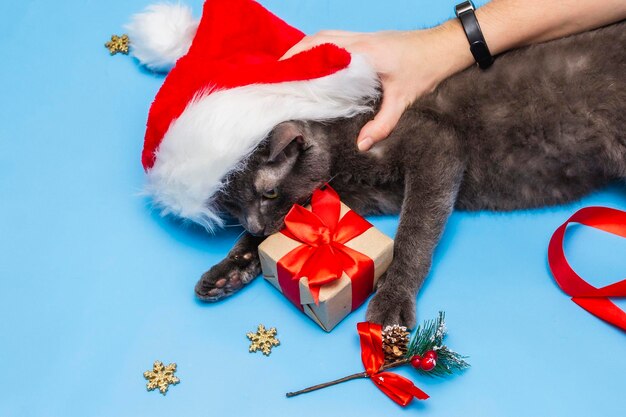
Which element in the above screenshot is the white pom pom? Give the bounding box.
[125,3,199,72]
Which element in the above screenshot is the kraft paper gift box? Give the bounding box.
[258,186,394,331]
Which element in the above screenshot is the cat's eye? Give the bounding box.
[262,188,279,199]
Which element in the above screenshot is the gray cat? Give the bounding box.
[195,22,625,328]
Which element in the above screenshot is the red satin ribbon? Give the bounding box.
[277,186,375,308]
[548,206,626,331]
[357,322,428,406]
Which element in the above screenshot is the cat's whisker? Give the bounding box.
[297,173,344,207]
[325,171,343,186]
[295,173,344,209]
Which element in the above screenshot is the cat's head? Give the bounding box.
[215,121,332,236]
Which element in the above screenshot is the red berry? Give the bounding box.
[410,355,422,369]
[424,350,438,360]
[420,357,437,372]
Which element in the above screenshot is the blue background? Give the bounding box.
[1,0,624,416]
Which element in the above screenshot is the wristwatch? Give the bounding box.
[455,1,494,69]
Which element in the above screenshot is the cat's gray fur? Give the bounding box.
[195,22,626,328]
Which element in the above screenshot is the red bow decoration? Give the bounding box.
[548,206,626,331]
[277,185,375,307]
[357,322,429,406]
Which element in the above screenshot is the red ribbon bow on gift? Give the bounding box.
[277,185,375,307]
[548,206,626,331]
[357,322,429,406]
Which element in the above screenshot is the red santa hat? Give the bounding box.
[126,0,379,228]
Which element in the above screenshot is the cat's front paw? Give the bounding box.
[195,252,260,302]
[366,284,416,328]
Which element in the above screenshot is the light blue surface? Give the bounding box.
[1,1,624,416]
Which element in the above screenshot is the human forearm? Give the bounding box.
[431,0,626,78]
[410,0,626,106]
[476,0,626,55]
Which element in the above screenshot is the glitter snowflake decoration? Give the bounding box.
[105,34,129,55]
[247,324,280,356]
[143,361,180,394]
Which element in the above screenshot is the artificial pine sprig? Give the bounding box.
[286,311,468,399]
[406,311,470,377]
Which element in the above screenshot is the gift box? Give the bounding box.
[258,186,394,331]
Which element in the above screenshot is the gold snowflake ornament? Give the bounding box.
[247,324,280,356]
[105,34,129,55]
[143,361,179,394]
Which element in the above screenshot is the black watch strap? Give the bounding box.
[455,1,494,69]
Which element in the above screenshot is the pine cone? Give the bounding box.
[382,325,410,363]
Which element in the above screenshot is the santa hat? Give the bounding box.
[126,0,379,228]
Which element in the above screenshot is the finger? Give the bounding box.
[357,93,406,151]
[280,31,359,60]
[280,37,317,60]
[315,30,358,37]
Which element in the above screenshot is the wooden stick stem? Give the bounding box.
[285,358,410,398]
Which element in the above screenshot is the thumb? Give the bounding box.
[357,93,405,151]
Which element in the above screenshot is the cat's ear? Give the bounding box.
[267,121,307,162]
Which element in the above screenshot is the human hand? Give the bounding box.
[281,24,473,151]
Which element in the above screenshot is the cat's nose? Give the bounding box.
[247,225,265,236]
[243,216,265,236]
